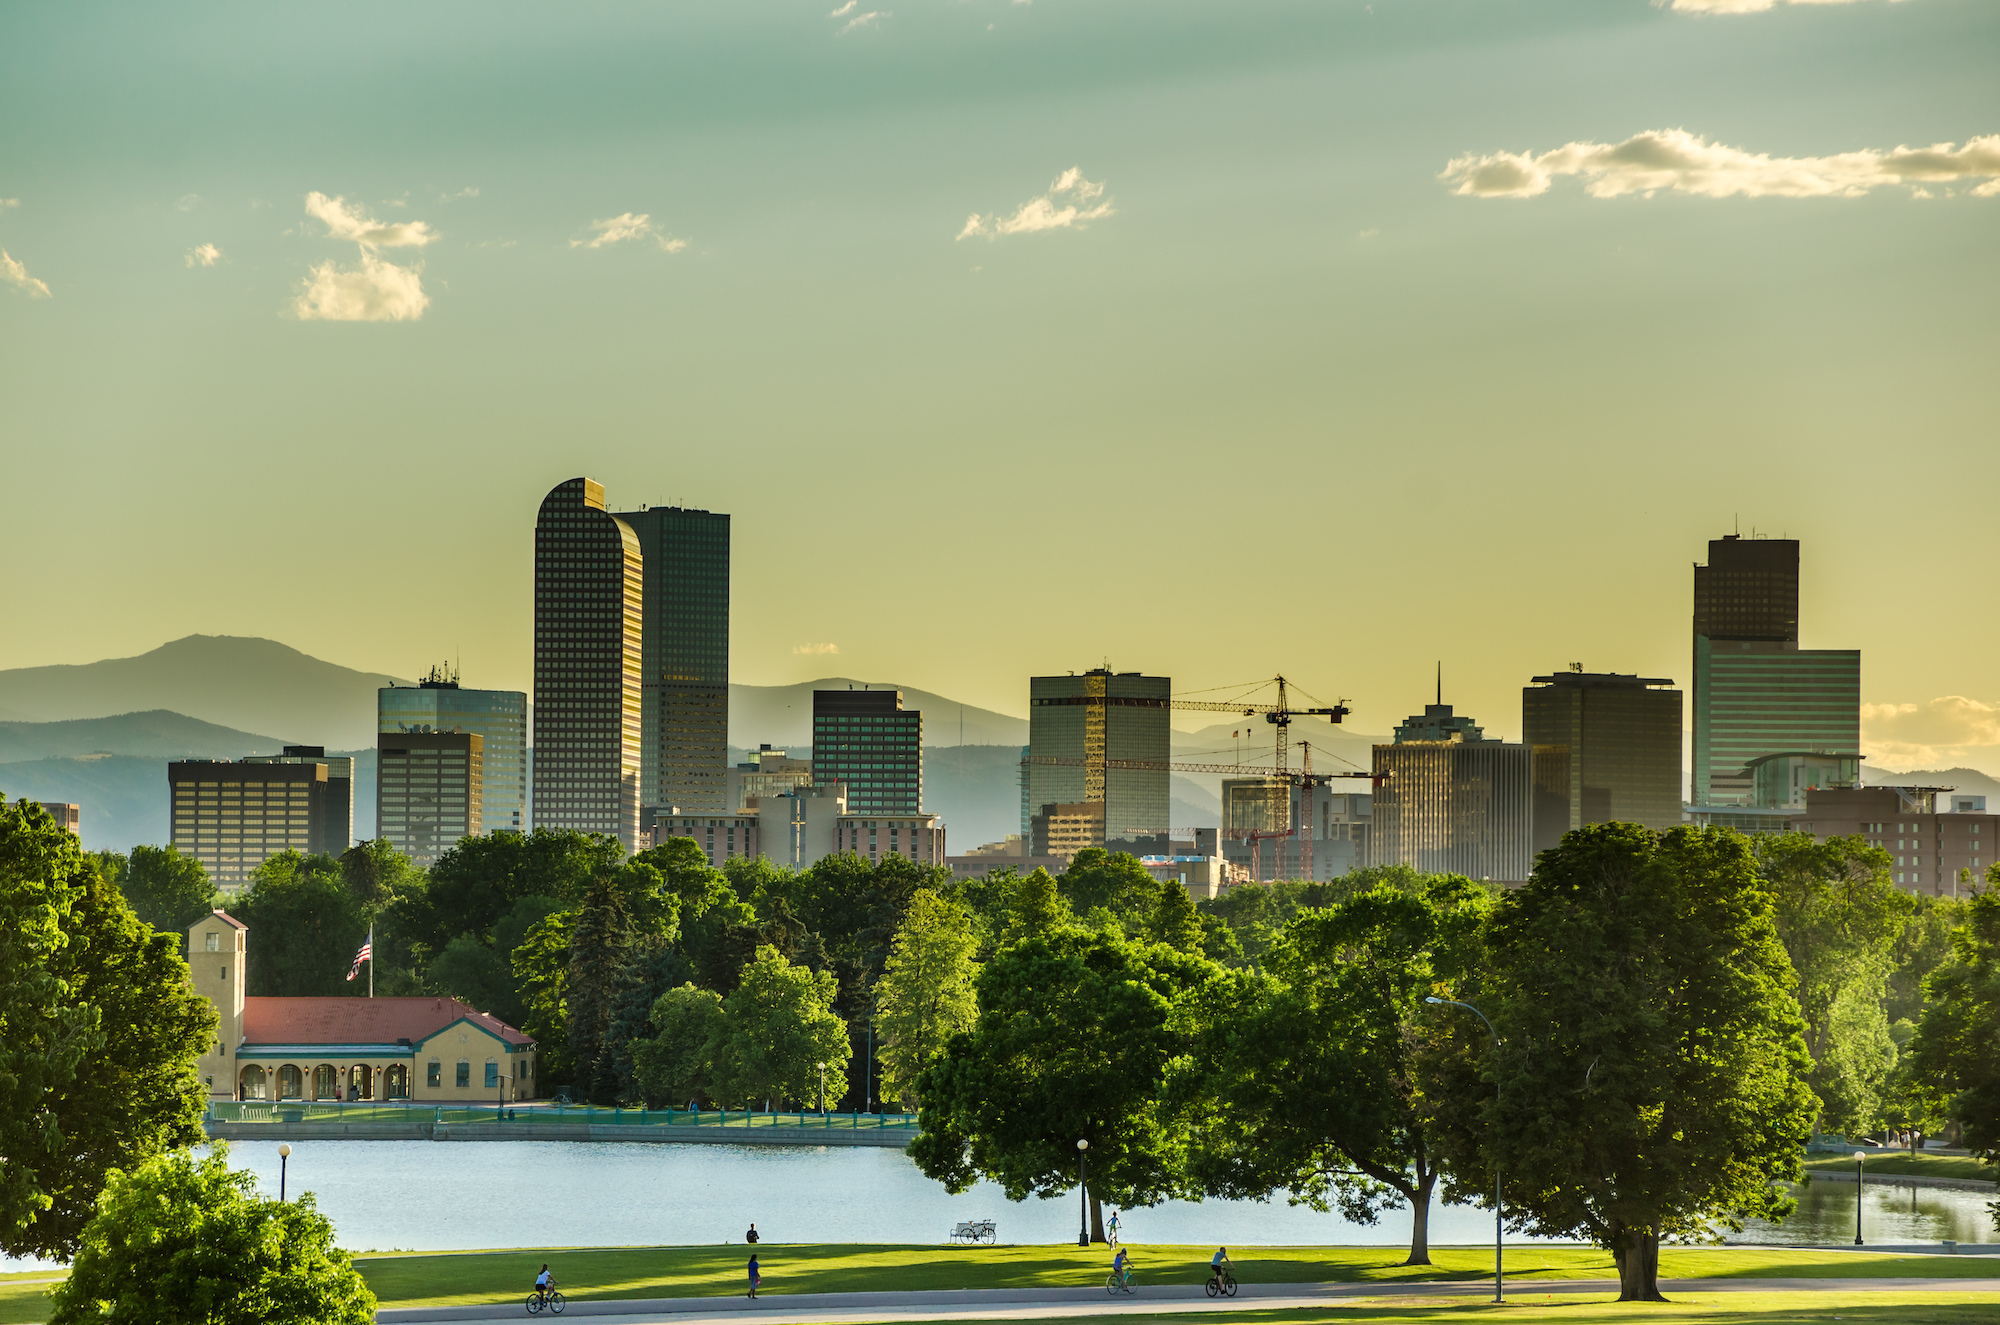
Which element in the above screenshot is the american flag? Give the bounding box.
[346,931,373,982]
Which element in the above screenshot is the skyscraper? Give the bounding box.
[168,756,347,889]
[531,477,643,849]
[376,731,482,868]
[1521,670,1682,849]
[610,504,731,819]
[1368,698,1535,883]
[1690,534,1860,806]
[1026,669,1170,849]
[812,689,922,815]
[379,667,528,835]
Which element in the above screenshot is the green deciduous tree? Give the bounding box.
[1057,849,1160,927]
[632,984,728,1107]
[1177,877,1488,1265]
[910,930,1212,1239]
[96,844,217,935]
[1753,832,1913,1134]
[48,1145,374,1325]
[712,945,851,1108]
[512,909,574,1082]
[1001,867,1072,944]
[875,891,979,1109]
[1451,824,1815,1302]
[1908,890,2000,1159]
[1,801,216,1259]
[1146,880,1204,953]
[234,852,371,997]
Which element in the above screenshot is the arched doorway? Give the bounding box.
[276,1064,303,1099]
[312,1064,338,1100]
[346,1064,374,1102]
[239,1065,268,1100]
[383,1064,410,1099]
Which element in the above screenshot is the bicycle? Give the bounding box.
[525,1288,565,1315]
[1205,1265,1238,1299]
[1104,1268,1135,1296]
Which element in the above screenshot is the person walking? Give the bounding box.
[747,1252,761,1298]
[746,1222,760,1245]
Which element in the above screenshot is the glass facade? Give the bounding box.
[1026,670,1170,844]
[1692,536,1798,644]
[531,477,644,849]
[378,682,526,835]
[1369,740,1536,884]
[376,731,483,868]
[1521,671,1683,844]
[1692,642,1860,806]
[611,505,730,814]
[812,689,923,815]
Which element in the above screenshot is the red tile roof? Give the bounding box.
[240,997,533,1047]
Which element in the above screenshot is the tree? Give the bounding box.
[1058,849,1160,926]
[512,909,574,1083]
[632,984,728,1107]
[412,828,623,959]
[426,894,564,1029]
[97,845,217,935]
[566,875,634,1103]
[910,930,1212,1240]
[1000,867,1071,944]
[1450,823,1815,1302]
[48,1145,374,1325]
[234,852,371,996]
[1146,880,1204,953]
[1907,890,2000,1158]
[1177,877,1488,1265]
[1,801,215,1259]
[1753,832,1912,1133]
[711,945,851,1108]
[875,891,979,1108]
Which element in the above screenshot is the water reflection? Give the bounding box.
[1730,1179,1998,1246]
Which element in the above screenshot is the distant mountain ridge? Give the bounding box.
[730,678,1027,747]
[0,710,289,763]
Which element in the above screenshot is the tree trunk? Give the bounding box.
[1612,1227,1666,1302]
[1402,1174,1435,1266]
[1089,1194,1106,1243]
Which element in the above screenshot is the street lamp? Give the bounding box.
[278,1144,291,1202]
[866,1012,876,1114]
[1854,1151,1866,1245]
[1076,1139,1090,1247]
[1427,996,1503,1303]
[818,1061,827,1116]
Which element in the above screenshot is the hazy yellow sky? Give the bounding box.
[3,1,1996,771]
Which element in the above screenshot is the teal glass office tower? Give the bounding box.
[379,669,527,836]
[813,689,921,815]
[612,505,730,816]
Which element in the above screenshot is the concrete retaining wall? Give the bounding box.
[207,1121,912,1147]
[1805,1168,1996,1193]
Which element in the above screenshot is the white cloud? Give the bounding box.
[1,249,51,299]
[292,252,428,321]
[176,193,200,212]
[829,0,888,30]
[304,191,436,248]
[1667,0,1908,12]
[793,643,841,656]
[1861,697,2000,772]
[958,167,1115,240]
[1,197,19,209]
[571,213,688,252]
[185,243,222,268]
[440,186,480,202]
[1441,128,2000,200]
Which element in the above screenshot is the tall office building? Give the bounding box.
[1690,535,1860,806]
[1026,669,1171,849]
[1369,699,1535,884]
[168,756,347,888]
[377,731,483,868]
[532,477,644,850]
[379,667,527,835]
[812,689,922,815]
[611,505,730,818]
[241,746,353,849]
[1522,670,1682,850]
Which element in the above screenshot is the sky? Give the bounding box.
[3,0,1997,770]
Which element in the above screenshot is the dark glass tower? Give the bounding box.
[812,689,922,815]
[1522,671,1682,849]
[611,505,731,816]
[532,477,643,849]
[1024,669,1170,846]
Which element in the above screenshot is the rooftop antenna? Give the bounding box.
[1436,661,1442,707]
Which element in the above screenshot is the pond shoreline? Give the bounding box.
[205,1121,910,1147]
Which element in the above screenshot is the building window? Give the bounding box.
[220,966,228,980]
[427,1060,442,1088]
[485,1060,500,1088]
[206,931,220,952]
[455,1060,470,1088]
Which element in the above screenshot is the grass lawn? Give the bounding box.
[1801,1154,1997,1184]
[348,1243,2000,1308]
[0,1281,59,1325]
[854,1297,2000,1325]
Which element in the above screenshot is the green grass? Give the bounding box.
[841,1299,2000,1325]
[348,1243,2000,1309]
[1802,1154,1997,1183]
[0,1281,57,1325]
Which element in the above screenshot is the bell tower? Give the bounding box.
[188,910,247,1100]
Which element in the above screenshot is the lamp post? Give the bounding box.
[1427,996,1503,1303]
[1076,1139,1090,1247]
[818,1061,827,1116]
[866,1012,876,1114]
[278,1144,291,1202]
[1854,1151,1866,1245]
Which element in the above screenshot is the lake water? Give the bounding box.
[6,1142,1991,1272]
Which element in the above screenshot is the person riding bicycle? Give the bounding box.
[533,1265,554,1306]
[1209,1247,1230,1288]
[1112,1247,1131,1289]
[1107,1210,1120,1245]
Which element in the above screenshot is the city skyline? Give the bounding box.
[5,3,1997,777]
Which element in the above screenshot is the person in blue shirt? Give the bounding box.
[1112,1247,1131,1289]
[748,1253,761,1298]
[1210,1247,1230,1289]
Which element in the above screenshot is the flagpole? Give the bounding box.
[369,923,375,999]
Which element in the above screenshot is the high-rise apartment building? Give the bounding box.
[1026,669,1170,849]
[168,757,347,888]
[377,731,483,868]
[1522,670,1682,849]
[1690,534,1860,806]
[1369,700,1535,883]
[379,667,527,835]
[812,689,922,815]
[242,746,353,849]
[532,477,644,849]
[610,505,731,818]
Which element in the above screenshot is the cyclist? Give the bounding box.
[1209,1247,1230,1290]
[532,1265,554,1308]
[1112,1247,1131,1291]
[1107,1210,1120,1246]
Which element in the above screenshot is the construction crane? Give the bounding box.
[1171,675,1349,778]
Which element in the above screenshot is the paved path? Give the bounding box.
[378,1275,2000,1324]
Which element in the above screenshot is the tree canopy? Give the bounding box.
[1907,889,2000,1158]
[711,944,851,1108]
[96,844,217,935]
[875,890,979,1109]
